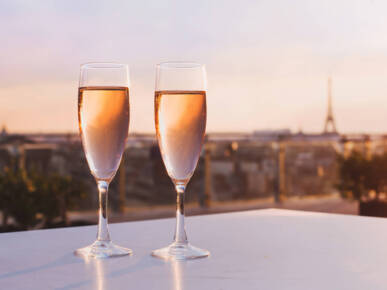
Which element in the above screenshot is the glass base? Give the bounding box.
[152,242,209,261]
[74,240,132,259]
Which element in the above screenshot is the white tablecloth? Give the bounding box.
[0,209,385,289]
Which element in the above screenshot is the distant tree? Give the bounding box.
[0,167,39,230]
[0,168,87,230]
[30,172,87,227]
[337,151,368,200]
[337,151,387,201]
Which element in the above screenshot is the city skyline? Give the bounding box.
[1,0,387,134]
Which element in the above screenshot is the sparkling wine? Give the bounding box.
[78,86,129,181]
[155,90,206,182]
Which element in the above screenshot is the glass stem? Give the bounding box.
[97,181,111,242]
[174,183,188,244]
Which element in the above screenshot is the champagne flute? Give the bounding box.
[152,62,209,260]
[75,63,132,258]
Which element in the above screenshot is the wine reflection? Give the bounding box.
[95,260,106,290]
[84,258,106,290]
[171,260,186,290]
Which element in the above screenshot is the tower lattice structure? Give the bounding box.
[323,77,337,134]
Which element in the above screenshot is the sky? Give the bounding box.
[1,0,387,134]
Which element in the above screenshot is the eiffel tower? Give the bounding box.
[323,77,337,134]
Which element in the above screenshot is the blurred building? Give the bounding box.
[0,126,384,210]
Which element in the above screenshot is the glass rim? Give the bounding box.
[80,62,128,69]
[157,61,204,69]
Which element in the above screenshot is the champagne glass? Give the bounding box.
[152,62,209,260]
[75,63,132,258]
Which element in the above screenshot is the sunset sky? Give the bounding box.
[1,0,387,134]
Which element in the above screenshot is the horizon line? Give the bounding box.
[4,130,387,136]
